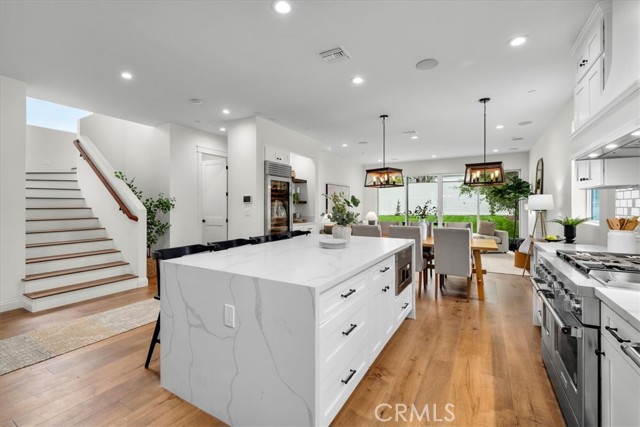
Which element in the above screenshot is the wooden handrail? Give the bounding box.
[73,139,138,222]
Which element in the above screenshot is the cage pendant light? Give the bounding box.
[463,98,505,187]
[365,115,404,188]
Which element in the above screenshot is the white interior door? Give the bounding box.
[201,157,227,243]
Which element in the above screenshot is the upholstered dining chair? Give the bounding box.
[379,221,400,237]
[409,221,434,279]
[389,226,427,295]
[444,222,473,230]
[433,227,473,301]
[351,224,382,237]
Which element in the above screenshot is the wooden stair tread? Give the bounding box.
[27,217,98,222]
[26,237,112,248]
[26,207,91,210]
[26,187,81,191]
[26,179,78,182]
[26,249,120,264]
[23,261,129,281]
[24,274,137,299]
[26,197,84,200]
[26,227,104,234]
[26,171,76,174]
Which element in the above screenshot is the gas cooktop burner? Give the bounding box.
[556,250,640,274]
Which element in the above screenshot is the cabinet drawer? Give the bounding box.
[319,272,368,324]
[371,256,395,283]
[393,286,412,329]
[319,340,368,427]
[601,303,640,346]
[319,299,368,382]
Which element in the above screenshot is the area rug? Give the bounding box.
[0,299,159,376]
[481,252,528,276]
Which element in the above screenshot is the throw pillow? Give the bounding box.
[478,220,496,236]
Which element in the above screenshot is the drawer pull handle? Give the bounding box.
[380,266,390,273]
[402,302,409,309]
[342,323,358,336]
[341,369,357,385]
[382,285,390,292]
[341,289,356,299]
[605,326,630,343]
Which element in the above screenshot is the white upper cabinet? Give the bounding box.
[575,157,639,189]
[575,19,604,82]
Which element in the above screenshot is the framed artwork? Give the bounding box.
[534,158,544,194]
[326,183,350,213]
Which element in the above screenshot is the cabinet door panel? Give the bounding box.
[586,58,603,118]
[574,82,588,128]
[601,338,640,427]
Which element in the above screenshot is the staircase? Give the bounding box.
[23,171,138,311]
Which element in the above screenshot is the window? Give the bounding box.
[27,97,91,133]
[407,175,439,223]
[377,186,406,221]
[587,189,600,222]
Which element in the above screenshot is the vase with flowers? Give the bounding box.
[325,192,360,242]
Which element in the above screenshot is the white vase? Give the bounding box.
[418,219,427,240]
[332,225,352,241]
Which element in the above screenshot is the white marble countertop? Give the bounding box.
[595,287,640,332]
[534,241,607,253]
[164,234,412,292]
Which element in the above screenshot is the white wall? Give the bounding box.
[0,76,26,312]
[167,123,227,247]
[26,125,77,171]
[318,150,365,220]
[528,101,574,237]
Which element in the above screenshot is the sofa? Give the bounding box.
[472,220,509,253]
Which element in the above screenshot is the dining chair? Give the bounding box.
[409,222,434,278]
[351,224,382,237]
[433,228,473,301]
[379,221,400,237]
[250,233,291,244]
[207,238,253,249]
[146,243,217,369]
[388,226,427,295]
[444,222,473,230]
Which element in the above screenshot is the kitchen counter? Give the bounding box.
[160,234,414,427]
[534,241,607,253]
[595,287,640,331]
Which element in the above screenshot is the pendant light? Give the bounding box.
[463,98,505,187]
[365,115,404,188]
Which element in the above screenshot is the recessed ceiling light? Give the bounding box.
[120,71,133,80]
[518,121,533,126]
[588,152,599,158]
[605,143,618,149]
[220,127,226,132]
[632,130,640,136]
[351,76,365,85]
[493,149,499,152]
[509,36,528,47]
[272,1,291,14]
[342,143,348,147]
[496,125,504,129]
[190,98,203,105]
[222,109,230,115]
[431,155,437,158]
[415,58,439,71]
[410,135,419,140]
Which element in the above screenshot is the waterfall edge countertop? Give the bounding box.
[162,234,413,292]
[160,234,414,427]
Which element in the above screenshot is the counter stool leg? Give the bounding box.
[145,314,161,369]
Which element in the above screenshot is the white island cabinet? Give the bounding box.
[160,234,415,427]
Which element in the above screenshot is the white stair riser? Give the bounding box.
[26,188,83,198]
[25,180,79,189]
[24,278,140,312]
[26,218,100,232]
[24,265,132,293]
[26,198,87,208]
[26,208,94,220]
[26,240,114,258]
[26,173,77,181]
[26,228,106,244]
[26,253,122,275]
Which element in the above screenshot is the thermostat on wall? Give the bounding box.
[243,196,251,203]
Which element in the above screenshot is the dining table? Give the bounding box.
[422,236,498,301]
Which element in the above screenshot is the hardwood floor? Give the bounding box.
[0,273,564,426]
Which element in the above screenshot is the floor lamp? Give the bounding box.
[522,194,554,276]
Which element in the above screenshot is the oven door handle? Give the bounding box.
[540,293,583,338]
[621,344,640,369]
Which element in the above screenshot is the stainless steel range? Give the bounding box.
[533,249,640,427]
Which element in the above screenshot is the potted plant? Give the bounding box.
[410,200,437,238]
[325,192,360,241]
[551,216,589,244]
[115,171,176,276]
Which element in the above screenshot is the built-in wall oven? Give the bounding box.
[395,246,412,295]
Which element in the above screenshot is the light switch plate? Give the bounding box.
[224,304,235,328]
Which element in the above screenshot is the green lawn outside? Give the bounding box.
[378,215,518,238]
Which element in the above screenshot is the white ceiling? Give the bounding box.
[0,0,595,164]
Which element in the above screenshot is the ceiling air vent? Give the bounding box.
[319,47,351,64]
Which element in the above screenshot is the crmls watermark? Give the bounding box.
[374,403,456,423]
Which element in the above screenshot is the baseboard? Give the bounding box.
[0,298,23,313]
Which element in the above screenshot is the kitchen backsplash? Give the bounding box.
[615,187,640,217]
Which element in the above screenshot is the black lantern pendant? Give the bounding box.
[365,115,404,188]
[464,98,505,187]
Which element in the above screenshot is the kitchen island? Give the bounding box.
[160,234,415,427]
